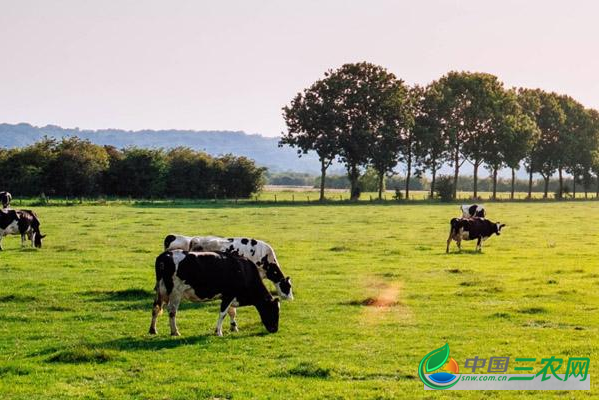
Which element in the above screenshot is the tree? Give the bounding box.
[216,154,266,198]
[320,62,410,200]
[281,79,339,201]
[517,89,565,198]
[107,148,167,197]
[481,89,538,199]
[46,137,109,196]
[0,137,56,196]
[432,72,511,198]
[413,84,449,198]
[165,147,215,198]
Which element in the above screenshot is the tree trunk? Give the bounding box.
[572,177,576,199]
[528,169,533,199]
[319,159,327,202]
[378,171,384,200]
[558,168,563,199]
[405,151,412,200]
[349,165,360,201]
[510,168,516,200]
[453,146,460,200]
[430,164,437,199]
[492,168,498,200]
[473,161,479,199]
[543,175,549,198]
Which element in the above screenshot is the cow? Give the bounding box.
[0,209,45,250]
[0,191,12,209]
[446,218,505,253]
[149,250,280,336]
[460,204,486,219]
[189,236,293,300]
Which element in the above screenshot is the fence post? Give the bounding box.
[274,194,277,203]
[292,194,294,203]
[307,196,310,203]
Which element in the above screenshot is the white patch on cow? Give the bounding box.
[2,220,19,235]
[461,231,470,240]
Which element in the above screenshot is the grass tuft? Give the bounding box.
[0,294,37,303]
[0,365,31,376]
[489,312,512,319]
[518,307,547,314]
[48,346,120,364]
[286,362,332,379]
[329,246,349,252]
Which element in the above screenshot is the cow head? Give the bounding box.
[278,277,294,300]
[495,223,506,235]
[34,233,46,248]
[257,297,279,333]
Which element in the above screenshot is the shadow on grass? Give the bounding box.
[99,334,212,351]
[444,249,484,255]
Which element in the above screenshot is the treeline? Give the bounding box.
[267,170,597,196]
[0,137,265,198]
[281,63,599,201]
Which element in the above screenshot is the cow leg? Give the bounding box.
[0,234,4,251]
[21,233,26,248]
[446,227,453,253]
[228,306,238,332]
[476,237,482,252]
[149,291,164,335]
[29,232,35,247]
[215,297,235,337]
[167,293,182,336]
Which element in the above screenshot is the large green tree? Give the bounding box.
[413,84,449,198]
[281,79,340,202]
[433,72,512,198]
[517,89,565,198]
[322,62,411,200]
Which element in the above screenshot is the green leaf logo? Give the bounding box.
[425,343,450,372]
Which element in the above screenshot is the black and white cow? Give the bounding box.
[0,209,45,250]
[149,250,280,336]
[188,236,293,300]
[460,204,486,218]
[0,191,12,209]
[446,218,505,253]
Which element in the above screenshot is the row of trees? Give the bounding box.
[281,63,599,201]
[0,137,265,198]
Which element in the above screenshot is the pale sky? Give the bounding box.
[0,0,597,137]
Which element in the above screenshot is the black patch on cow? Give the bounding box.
[163,235,177,249]
[241,238,249,245]
[228,238,234,242]
[250,239,257,246]
[251,249,256,256]
[0,191,12,209]
[0,209,18,230]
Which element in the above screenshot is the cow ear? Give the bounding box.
[41,234,47,238]
[500,224,506,228]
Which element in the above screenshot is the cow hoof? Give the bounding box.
[149,328,157,335]
[230,325,239,333]
[215,330,224,337]
[171,331,180,337]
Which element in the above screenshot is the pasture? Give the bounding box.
[0,201,597,399]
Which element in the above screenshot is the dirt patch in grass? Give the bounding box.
[48,346,121,364]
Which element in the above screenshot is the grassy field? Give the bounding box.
[0,200,597,399]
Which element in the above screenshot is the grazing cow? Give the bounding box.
[149,250,280,336]
[461,204,486,218]
[163,234,222,251]
[0,191,12,209]
[0,209,45,250]
[189,236,293,300]
[446,218,505,253]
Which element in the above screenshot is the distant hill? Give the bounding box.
[0,123,335,174]
[0,123,537,178]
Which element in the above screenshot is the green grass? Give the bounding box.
[0,201,597,399]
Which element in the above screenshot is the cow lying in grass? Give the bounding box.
[149,250,280,336]
[446,218,505,253]
[0,209,46,250]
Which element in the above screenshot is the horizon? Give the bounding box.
[0,0,598,137]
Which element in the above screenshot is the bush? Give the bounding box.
[435,175,454,202]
